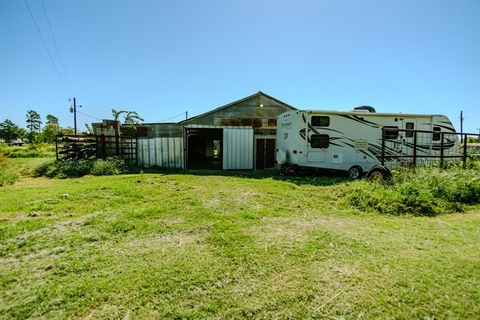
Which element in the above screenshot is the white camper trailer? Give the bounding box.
[276,109,457,179]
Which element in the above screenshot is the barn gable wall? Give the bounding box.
[185,94,295,127]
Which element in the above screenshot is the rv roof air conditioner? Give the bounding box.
[352,106,376,113]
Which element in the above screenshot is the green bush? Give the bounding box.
[344,165,480,216]
[90,159,128,176]
[34,158,135,178]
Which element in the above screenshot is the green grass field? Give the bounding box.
[1,161,480,319]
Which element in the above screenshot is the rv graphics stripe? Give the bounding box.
[434,124,456,132]
[420,123,456,132]
[339,114,380,127]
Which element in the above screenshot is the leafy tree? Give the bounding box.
[111,109,128,121]
[46,114,59,126]
[60,127,75,135]
[26,110,42,141]
[0,119,21,143]
[17,127,28,140]
[111,109,143,125]
[41,123,59,143]
[84,123,93,134]
[124,111,144,125]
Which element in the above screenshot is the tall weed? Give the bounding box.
[0,155,19,186]
[344,165,480,216]
[35,158,136,178]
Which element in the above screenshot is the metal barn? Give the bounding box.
[137,91,296,170]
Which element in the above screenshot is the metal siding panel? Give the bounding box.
[179,138,184,168]
[161,138,169,168]
[158,138,163,167]
[137,139,144,166]
[155,138,162,167]
[236,130,241,168]
[168,138,175,168]
[165,138,171,168]
[142,139,150,167]
[222,129,227,169]
[244,130,248,168]
[223,130,227,169]
[237,130,242,168]
[149,139,156,167]
[249,130,254,168]
[174,138,182,168]
[223,128,253,169]
[230,130,235,169]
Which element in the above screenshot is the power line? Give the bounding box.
[23,0,70,97]
[158,111,188,122]
[77,110,102,121]
[40,0,72,93]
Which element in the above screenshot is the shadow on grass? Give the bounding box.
[139,167,349,187]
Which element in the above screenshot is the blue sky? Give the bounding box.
[1,0,479,133]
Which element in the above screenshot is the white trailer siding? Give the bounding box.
[137,137,184,168]
[223,128,254,169]
[277,110,457,173]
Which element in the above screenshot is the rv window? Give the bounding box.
[311,116,330,127]
[433,127,441,141]
[383,126,399,140]
[405,122,414,138]
[311,134,329,148]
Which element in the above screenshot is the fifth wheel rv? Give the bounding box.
[276,109,458,179]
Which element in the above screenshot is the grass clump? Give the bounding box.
[344,166,480,216]
[0,143,55,158]
[34,158,135,178]
[0,154,19,186]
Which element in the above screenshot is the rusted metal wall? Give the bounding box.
[185,94,291,131]
[142,123,184,138]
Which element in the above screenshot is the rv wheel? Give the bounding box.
[366,167,391,181]
[348,166,363,179]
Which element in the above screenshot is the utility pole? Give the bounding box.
[69,97,82,135]
[73,97,77,135]
[185,111,188,120]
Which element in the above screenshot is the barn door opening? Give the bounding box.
[187,128,223,170]
[256,138,275,170]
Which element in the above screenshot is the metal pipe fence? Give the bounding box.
[381,128,479,168]
[55,134,138,163]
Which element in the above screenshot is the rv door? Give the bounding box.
[402,120,417,160]
[307,133,328,163]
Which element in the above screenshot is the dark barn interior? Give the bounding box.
[187,128,223,169]
[256,138,276,169]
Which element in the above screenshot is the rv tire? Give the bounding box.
[366,167,391,181]
[348,166,363,179]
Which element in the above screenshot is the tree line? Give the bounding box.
[1,108,144,144]
[0,110,82,144]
